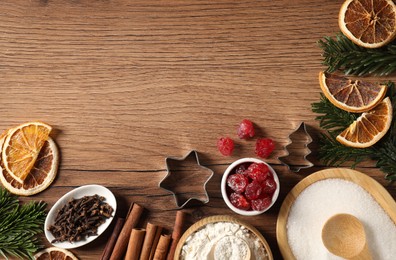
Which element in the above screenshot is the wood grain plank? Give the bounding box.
[0,0,340,171]
[1,0,395,259]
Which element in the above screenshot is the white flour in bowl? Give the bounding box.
[286,179,396,260]
[180,221,269,260]
[213,236,249,259]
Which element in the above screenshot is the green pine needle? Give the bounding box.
[317,133,374,167]
[318,33,396,76]
[375,137,396,180]
[312,82,396,180]
[0,188,18,216]
[0,188,46,260]
[312,93,358,134]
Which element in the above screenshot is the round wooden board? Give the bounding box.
[276,168,396,260]
[174,215,273,260]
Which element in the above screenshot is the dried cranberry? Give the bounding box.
[251,196,272,211]
[262,177,277,194]
[227,173,248,193]
[255,138,275,158]
[246,163,269,183]
[229,193,250,210]
[237,119,255,139]
[235,163,247,175]
[245,181,263,200]
[217,137,234,156]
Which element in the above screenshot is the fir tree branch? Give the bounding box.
[374,138,396,180]
[0,188,18,217]
[311,93,358,134]
[312,82,396,179]
[318,33,396,76]
[317,133,374,167]
[0,188,46,260]
[312,94,373,167]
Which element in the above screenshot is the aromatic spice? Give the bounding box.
[287,179,396,260]
[0,187,46,260]
[49,194,113,243]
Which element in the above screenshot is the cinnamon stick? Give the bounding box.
[166,211,186,260]
[100,217,125,260]
[125,228,146,260]
[149,226,163,260]
[110,203,144,260]
[139,223,158,260]
[153,234,171,260]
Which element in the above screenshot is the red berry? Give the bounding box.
[255,138,275,158]
[251,196,272,211]
[262,176,277,194]
[245,181,263,200]
[237,119,255,139]
[227,173,248,193]
[217,137,234,156]
[246,163,269,183]
[229,193,250,210]
[235,163,248,175]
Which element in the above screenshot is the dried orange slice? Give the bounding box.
[339,0,396,48]
[319,71,387,113]
[0,135,59,196]
[336,97,392,148]
[34,247,78,260]
[2,122,52,184]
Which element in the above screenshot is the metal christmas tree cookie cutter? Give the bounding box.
[159,150,214,209]
[278,122,314,172]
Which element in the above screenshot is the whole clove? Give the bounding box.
[49,194,114,243]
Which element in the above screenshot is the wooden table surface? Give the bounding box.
[1,1,395,259]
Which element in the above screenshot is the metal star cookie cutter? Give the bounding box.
[278,122,314,172]
[159,150,214,209]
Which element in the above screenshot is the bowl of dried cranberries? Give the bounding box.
[221,158,280,216]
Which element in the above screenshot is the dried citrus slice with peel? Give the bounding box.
[319,71,387,113]
[34,247,78,260]
[339,0,396,48]
[0,136,59,196]
[336,97,392,148]
[2,122,52,183]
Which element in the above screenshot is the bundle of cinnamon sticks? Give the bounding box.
[100,202,186,260]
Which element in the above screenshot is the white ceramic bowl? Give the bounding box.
[221,158,280,216]
[44,184,117,249]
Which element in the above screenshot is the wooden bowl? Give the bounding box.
[276,168,396,260]
[174,215,273,260]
